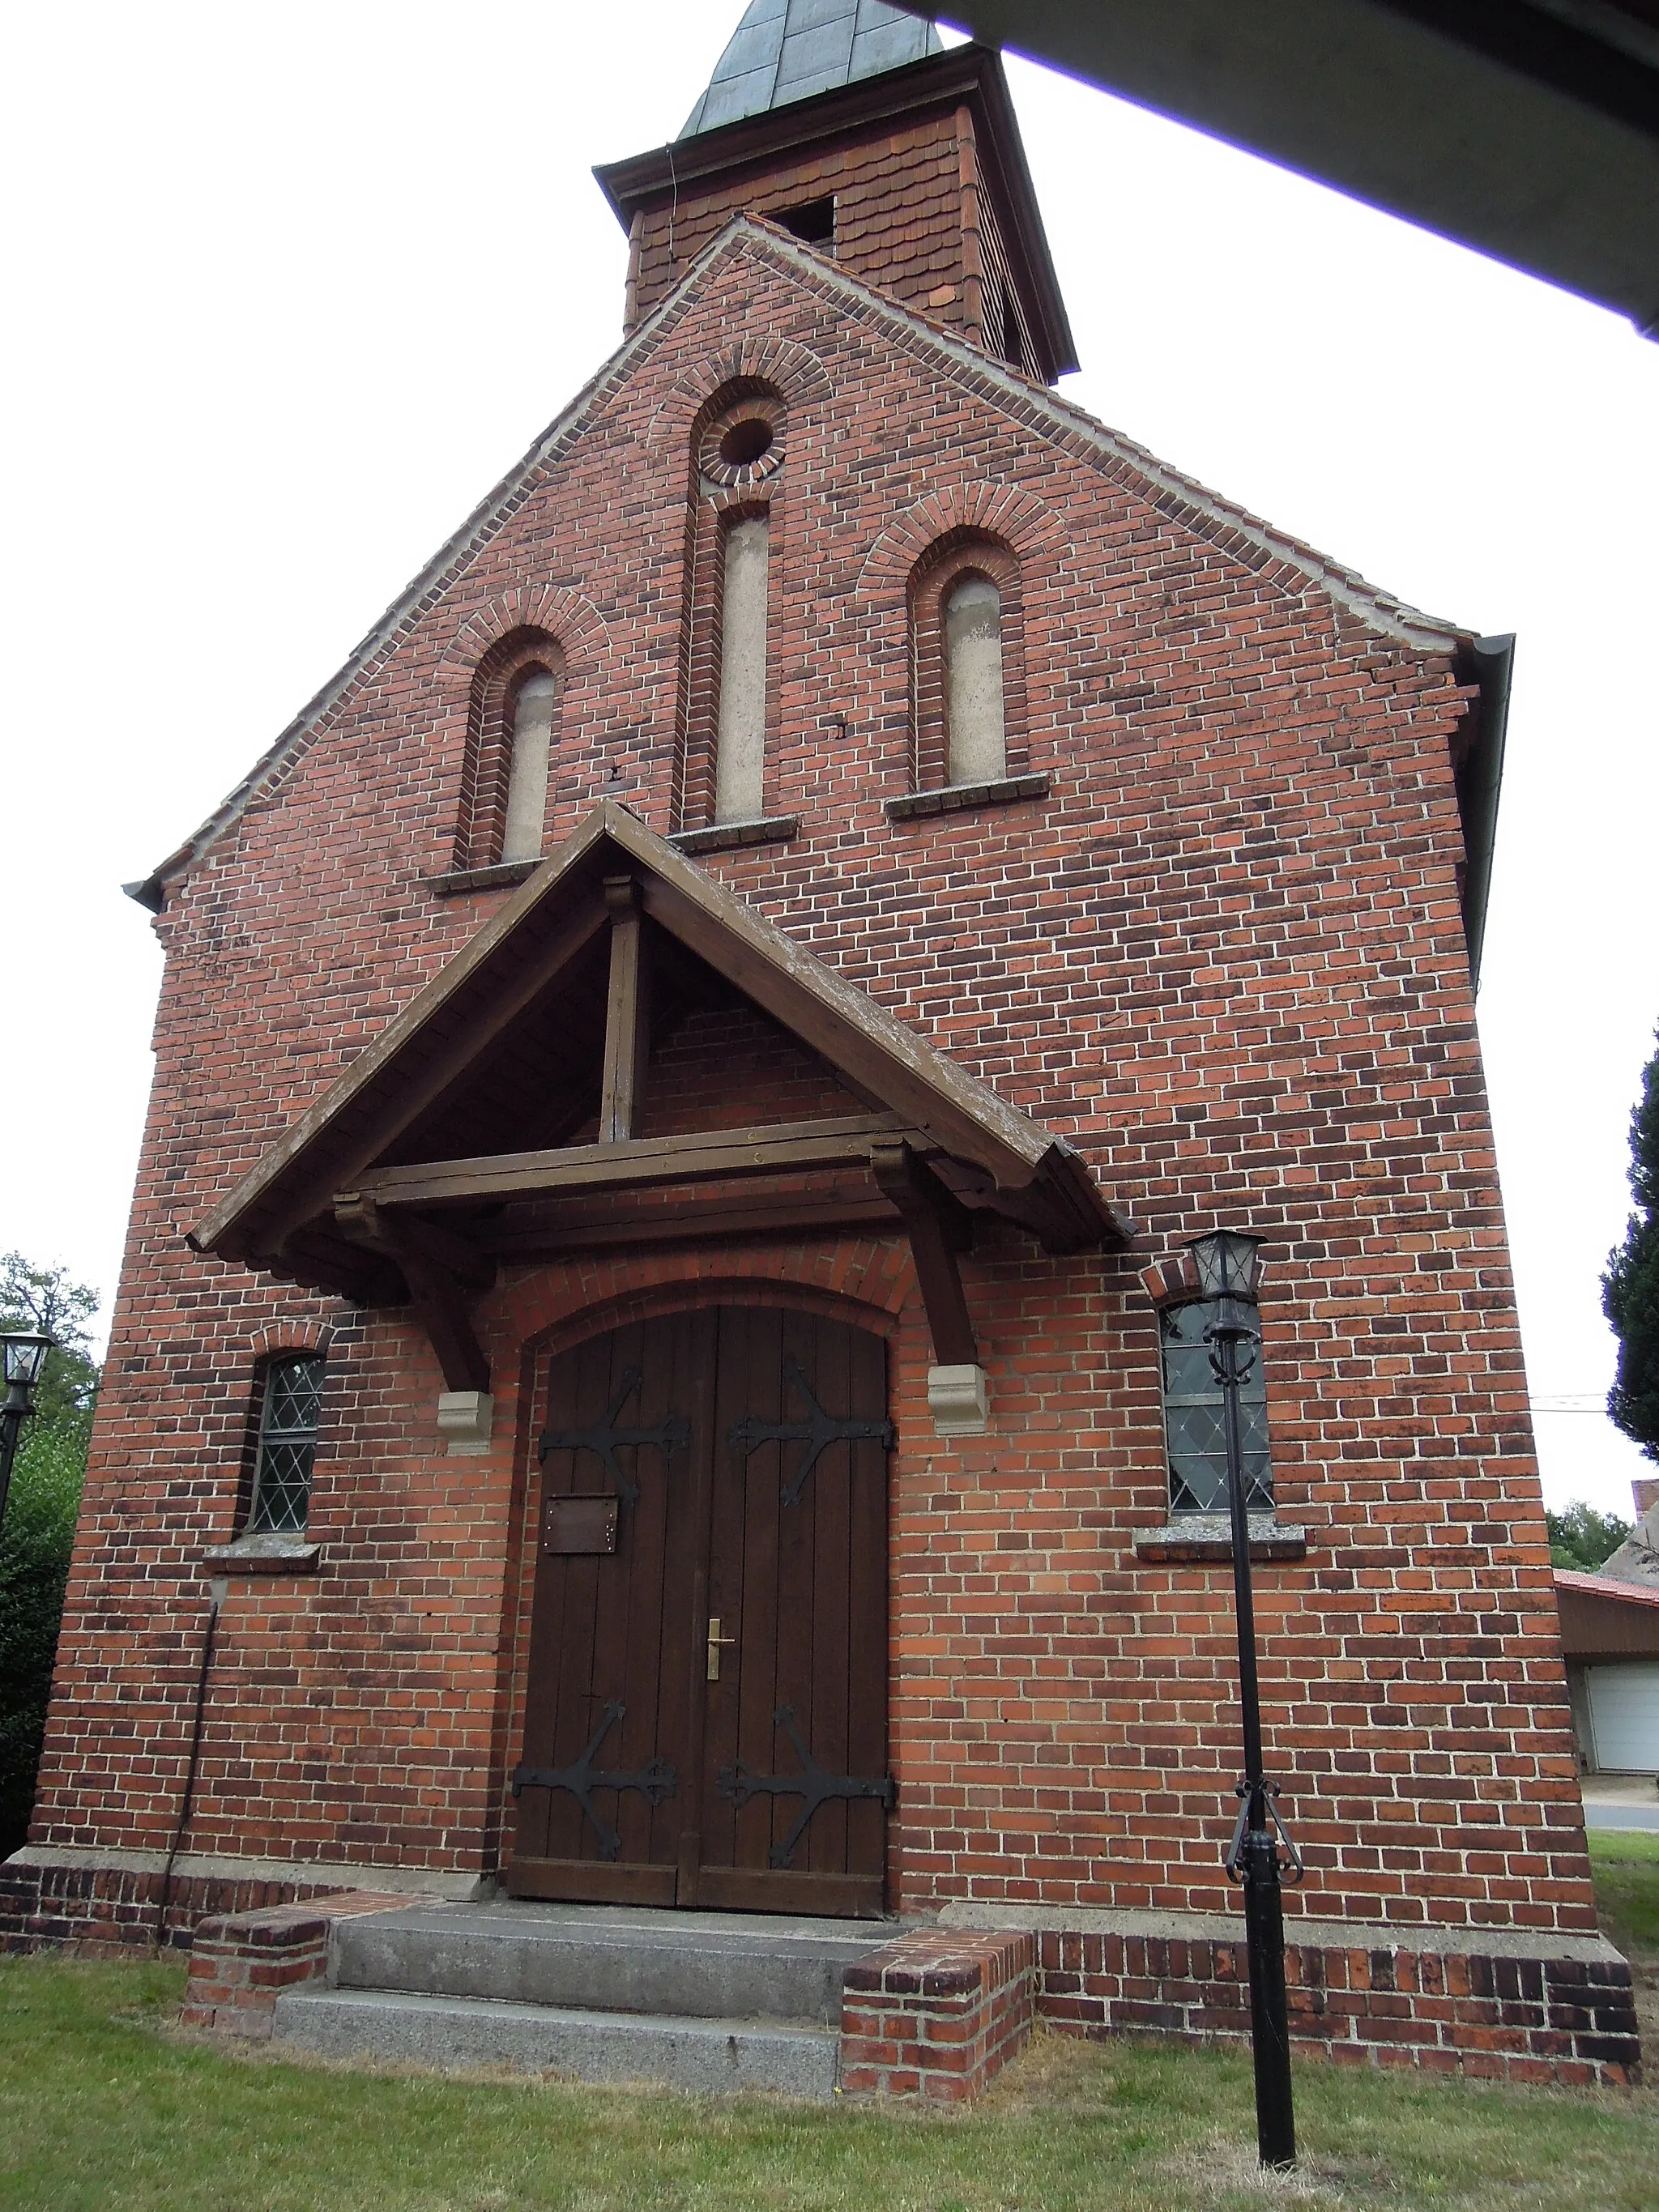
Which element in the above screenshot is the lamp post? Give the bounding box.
[1187,1230,1301,2172]
[0,1332,55,1532]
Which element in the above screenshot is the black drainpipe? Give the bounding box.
[155,1578,226,1950]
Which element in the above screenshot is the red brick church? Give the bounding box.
[7,2,1636,2084]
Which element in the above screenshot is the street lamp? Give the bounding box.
[1187,1230,1302,2172]
[0,1332,55,1530]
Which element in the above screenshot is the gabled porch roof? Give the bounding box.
[191,803,1125,1382]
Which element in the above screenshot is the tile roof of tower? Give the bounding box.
[679,0,941,139]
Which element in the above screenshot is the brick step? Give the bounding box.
[271,1984,841,2096]
[330,1899,889,2026]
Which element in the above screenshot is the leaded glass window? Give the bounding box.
[249,1355,326,1533]
[1159,1302,1273,1515]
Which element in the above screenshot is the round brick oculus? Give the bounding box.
[699,393,786,489]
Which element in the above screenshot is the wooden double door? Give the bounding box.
[508,1306,893,1918]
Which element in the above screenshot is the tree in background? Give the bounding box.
[0,1255,100,1856]
[1546,1502,1634,1572]
[1605,1026,1659,1464]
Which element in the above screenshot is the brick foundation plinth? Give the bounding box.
[940,1913,1644,2088]
[181,1892,415,2039]
[0,1856,367,1957]
[841,1929,1034,2100]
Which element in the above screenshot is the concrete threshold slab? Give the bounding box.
[273,1985,840,2098]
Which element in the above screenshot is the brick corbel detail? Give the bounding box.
[840,1929,1035,2101]
[181,1891,420,2040]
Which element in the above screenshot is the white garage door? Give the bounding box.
[1587,1664,1659,1771]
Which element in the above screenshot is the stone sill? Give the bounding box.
[203,1532,321,1575]
[1132,1515,1307,1563]
[427,859,540,897]
[669,815,799,856]
[885,773,1050,822]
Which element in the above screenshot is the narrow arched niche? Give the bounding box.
[944,573,1006,785]
[906,533,1026,794]
[501,669,560,862]
[454,629,565,872]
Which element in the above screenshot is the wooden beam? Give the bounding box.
[480,1181,897,1258]
[335,1195,492,1394]
[870,1139,979,1366]
[598,876,649,1145]
[347,1112,915,1211]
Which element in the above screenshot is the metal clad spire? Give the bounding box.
[680,0,942,139]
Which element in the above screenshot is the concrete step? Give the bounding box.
[331,1900,887,2026]
[273,1985,840,2097]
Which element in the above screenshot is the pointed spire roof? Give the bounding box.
[680,0,941,139]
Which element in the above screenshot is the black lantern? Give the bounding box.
[1184,1231,1300,2172]
[0,1331,55,1530]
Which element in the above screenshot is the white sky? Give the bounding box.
[2,2,1655,1515]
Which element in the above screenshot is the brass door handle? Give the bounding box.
[706,1617,738,1681]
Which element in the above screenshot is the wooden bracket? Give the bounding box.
[335,1193,493,1396]
[869,1138,979,1367]
[599,874,650,1145]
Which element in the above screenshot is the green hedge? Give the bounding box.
[0,1406,87,1856]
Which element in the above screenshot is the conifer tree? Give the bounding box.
[1604,1027,1659,1464]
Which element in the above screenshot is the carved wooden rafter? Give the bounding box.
[335,1193,494,1396]
[869,1137,978,1367]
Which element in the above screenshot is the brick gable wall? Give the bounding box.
[26,229,1595,1962]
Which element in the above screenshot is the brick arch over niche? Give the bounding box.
[440,585,609,687]
[858,482,1069,602]
[646,336,831,456]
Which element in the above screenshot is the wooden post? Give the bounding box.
[599,875,650,1145]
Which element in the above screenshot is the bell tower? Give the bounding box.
[594,0,1077,383]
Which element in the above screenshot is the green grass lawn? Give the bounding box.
[2,1846,1657,2212]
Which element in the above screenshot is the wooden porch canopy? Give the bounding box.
[190,801,1126,1391]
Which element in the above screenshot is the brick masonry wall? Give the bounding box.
[25,204,1600,2004]
[841,1928,1035,2099]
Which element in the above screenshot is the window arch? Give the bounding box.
[454,629,565,872]
[677,384,786,833]
[908,533,1028,793]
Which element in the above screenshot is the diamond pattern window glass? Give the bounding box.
[1159,1302,1273,1515]
[249,1355,326,1534]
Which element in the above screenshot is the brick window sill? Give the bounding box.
[1132,1515,1307,1564]
[669,815,800,857]
[885,773,1051,822]
[427,859,541,897]
[203,1532,322,1575]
